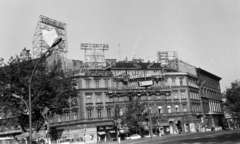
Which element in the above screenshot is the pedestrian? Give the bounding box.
[166,127,170,135]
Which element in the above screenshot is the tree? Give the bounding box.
[119,99,147,134]
[0,49,77,134]
[224,80,240,125]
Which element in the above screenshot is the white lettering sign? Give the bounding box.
[138,80,153,87]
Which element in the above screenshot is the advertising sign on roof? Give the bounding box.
[81,43,109,50]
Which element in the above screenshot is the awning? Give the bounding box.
[98,132,106,135]
[109,131,116,133]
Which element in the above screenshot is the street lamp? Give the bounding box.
[134,62,155,139]
[28,37,62,144]
[12,94,29,114]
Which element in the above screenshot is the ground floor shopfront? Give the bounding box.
[49,120,122,143]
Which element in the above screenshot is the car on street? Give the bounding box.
[126,134,141,140]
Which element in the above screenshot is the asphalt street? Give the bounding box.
[107,129,240,144]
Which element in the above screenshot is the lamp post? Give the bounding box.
[12,94,29,115]
[28,37,62,144]
[134,62,155,139]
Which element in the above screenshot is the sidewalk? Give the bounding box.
[100,130,224,144]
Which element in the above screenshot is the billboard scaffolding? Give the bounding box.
[80,43,109,70]
[157,51,179,71]
[32,15,68,67]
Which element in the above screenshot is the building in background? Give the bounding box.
[0,56,224,143]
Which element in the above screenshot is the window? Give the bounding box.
[73,112,78,120]
[97,109,102,118]
[119,97,122,101]
[158,106,162,114]
[86,81,90,88]
[165,79,168,85]
[149,107,152,114]
[172,79,176,86]
[167,106,171,113]
[96,95,101,102]
[96,81,99,88]
[87,109,92,119]
[181,91,186,99]
[183,105,187,112]
[86,95,92,103]
[107,108,111,117]
[105,80,108,88]
[72,97,78,106]
[58,115,61,122]
[119,109,123,116]
[66,113,70,121]
[180,79,183,86]
[116,82,119,87]
[173,92,178,99]
[175,105,179,112]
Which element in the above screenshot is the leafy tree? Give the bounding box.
[0,49,77,134]
[119,99,147,134]
[224,80,240,122]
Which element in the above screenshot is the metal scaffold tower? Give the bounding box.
[157,51,179,71]
[81,43,109,70]
[32,15,68,67]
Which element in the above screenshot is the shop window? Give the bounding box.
[167,106,171,113]
[73,112,78,120]
[105,80,108,88]
[107,108,111,117]
[86,95,92,103]
[87,109,92,119]
[96,81,99,88]
[175,105,179,112]
[97,109,102,118]
[86,81,90,88]
[158,106,162,114]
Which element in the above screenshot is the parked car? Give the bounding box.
[126,134,141,140]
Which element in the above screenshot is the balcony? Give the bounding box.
[50,117,114,127]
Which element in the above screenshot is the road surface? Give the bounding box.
[109,129,240,144]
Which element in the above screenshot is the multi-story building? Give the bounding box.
[0,59,224,144]
[196,68,224,129]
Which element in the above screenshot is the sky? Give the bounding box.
[1,0,240,92]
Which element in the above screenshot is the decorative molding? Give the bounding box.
[156,102,165,106]
[85,92,93,95]
[86,106,94,110]
[86,103,93,105]
[96,102,103,105]
[95,105,104,109]
[95,92,103,95]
